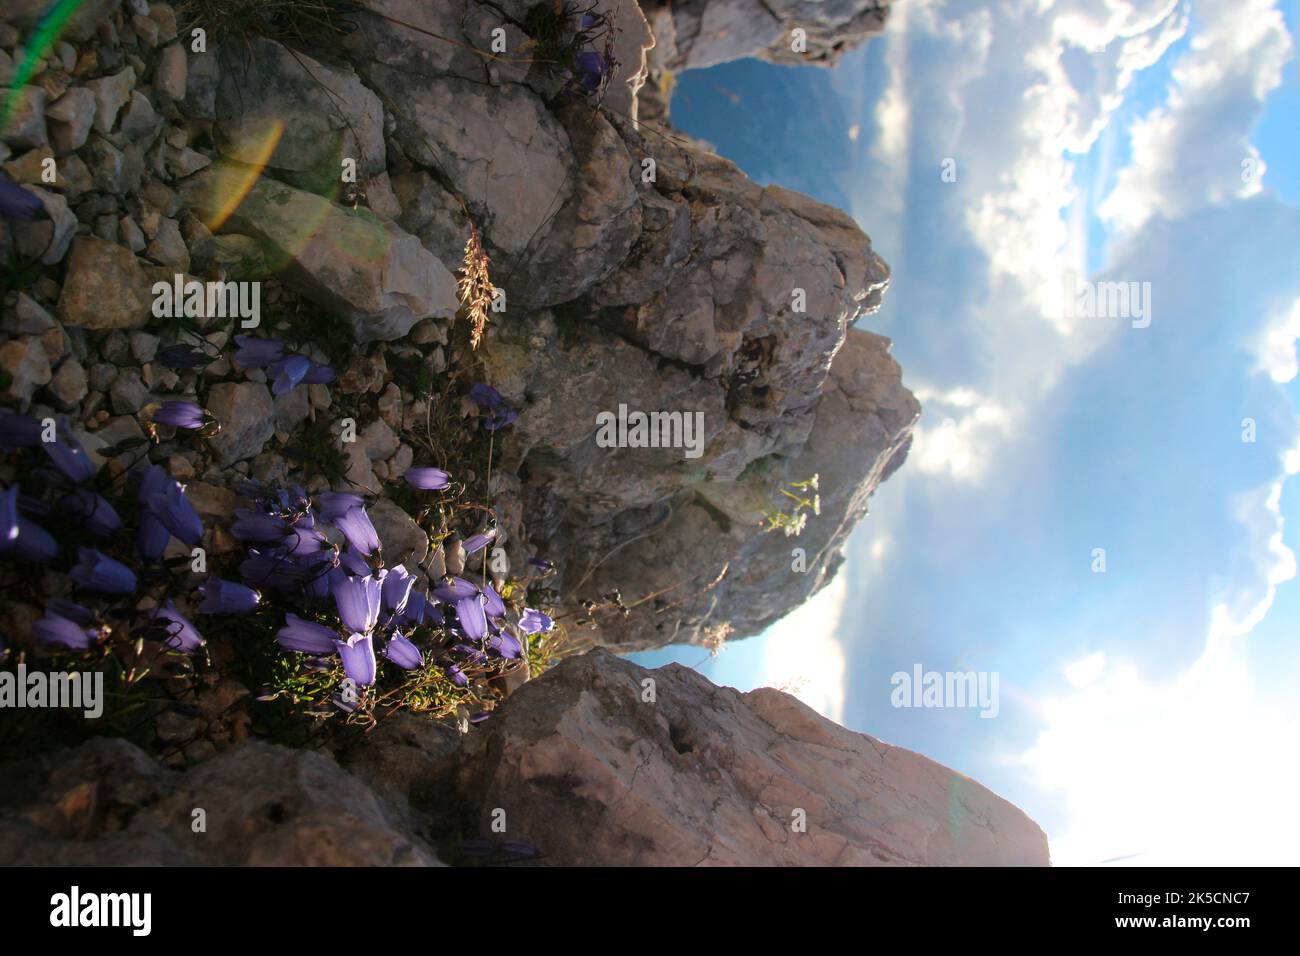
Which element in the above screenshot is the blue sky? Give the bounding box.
[630,0,1300,865]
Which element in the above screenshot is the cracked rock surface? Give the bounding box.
[444,649,1050,865]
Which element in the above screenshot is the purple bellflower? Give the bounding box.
[335,506,382,563]
[153,600,204,652]
[152,401,207,431]
[463,528,496,555]
[0,177,45,221]
[268,354,312,394]
[431,576,479,602]
[157,344,211,370]
[456,595,488,641]
[332,574,382,635]
[42,421,94,484]
[469,383,518,431]
[0,411,42,449]
[70,548,137,594]
[317,492,364,523]
[519,608,554,635]
[144,480,204,546]
[0,486,58,563]
[403,467,450,491]
[232,335,285,368]
[335,632,377,686]
[60,489,122,537]
[383,632,422,670]
[197,577,261,615]
[276,613,338,654]
[34,612,97,650]
[382,565,414,616]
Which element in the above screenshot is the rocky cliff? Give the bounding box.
[0,0,1051,868]
[1,650,1050,866]
[1,0,916,654]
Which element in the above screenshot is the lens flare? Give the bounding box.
[1,0,84,136]
[204,119,284,231]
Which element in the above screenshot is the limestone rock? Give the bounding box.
[0,86,47,150]
[215,36,385,190]
[86,67,135,135]
[450,650,1050,866]
[154,43,187,101]
[49,356,88,404]
[45,87,97,154]
[183,169,458,342]
[0,738,440,866]
[205,381,274,465]
[58,237,158,330]
[0,336,51,403]
[647,0,892,73]
[369,497,430,567]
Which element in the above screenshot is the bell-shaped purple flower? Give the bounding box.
[332,574,382,635]
[268,354,312,394]
[144,481,204,546]
[404,467,450,491]
[317,492,364,523]
[70,548,137,594]
[335,632,377,686]
[232,335,285,369]
[382,565,414,615]
[487,630,524,660]
[42,421,94,484]
[482,581,506,619]
[574,50,609,92]
[431,576,478,602]
[153,600,204,652]
[335,506,381,560]
[157,344,210,370]
[0,177,45,221]
[444,663,468,687]
[469,383,519,431]
[47,599,94,625]
[276,613,338,654]
[456,595,488,640]
[383,632,422,670]
[197,577,261,615]
[0,411,42,449]
[34,612,97,650]
[0,486,58,563]
[230,509,291,543]
[470,383,504,408]
[303,362,335,385]
[399,589,441,628]
[152,401,207,430]
[463,528,496,555]
[519,608,553,635]
[137,511,171,562]
[60,489,122,538]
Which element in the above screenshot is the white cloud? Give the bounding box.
[1064,651,1107,688]
[842,0,1189,486]
[1100,0,1293,233]
[1255,297,1300,384]
[909,399,1013,480]
[759,571,849,723]
[1022,477,1298,865]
